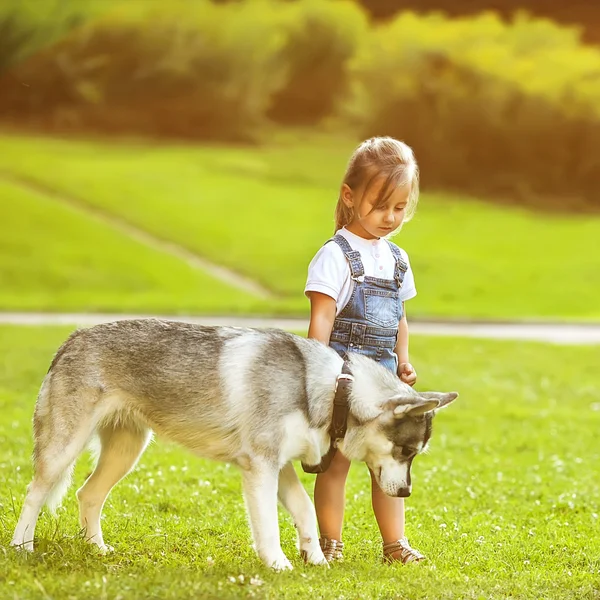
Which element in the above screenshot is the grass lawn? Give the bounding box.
[0,132,599,320]
[0,325,598,599]
[0,179,268,314]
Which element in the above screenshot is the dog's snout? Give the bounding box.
[396,487,411,498]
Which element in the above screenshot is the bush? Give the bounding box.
[0,0,289,140]
[0,0,373,138]
[0,12,35,74]
[268,0,368,125]
[347,11,600,207]
[0,0,115,74]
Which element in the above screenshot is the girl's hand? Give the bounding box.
[398,362,417,386]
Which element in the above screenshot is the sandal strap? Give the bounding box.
[383,537,426,564]
[319,537,344,562]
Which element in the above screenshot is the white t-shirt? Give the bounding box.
[305,228,417,315]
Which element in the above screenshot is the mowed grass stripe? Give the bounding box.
[0,179,268,314]
[0,326,598,598]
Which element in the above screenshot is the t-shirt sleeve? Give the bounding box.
[305,243,347,301]
[399,249,417,302]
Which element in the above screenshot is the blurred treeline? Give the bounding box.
[359,0,600,43]
[1,0,600,209]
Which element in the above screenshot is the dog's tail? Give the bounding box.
[43,463,75,516]
[31,365,99,515]
[12,333,105,550]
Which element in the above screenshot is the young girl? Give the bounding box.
[304,136,424,564]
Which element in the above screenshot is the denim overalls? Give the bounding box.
[328,234,408,373]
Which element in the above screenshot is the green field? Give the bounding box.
[1,325,598,599]
[0,132,599,320]
[0,179,267,314]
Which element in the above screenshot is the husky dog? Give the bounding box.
[11,319,457,570]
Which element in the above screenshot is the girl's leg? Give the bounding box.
[369,469,405,543]
[370,470,425,563]
[314,450,352,540]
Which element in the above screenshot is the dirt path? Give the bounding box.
[1,312,599,345]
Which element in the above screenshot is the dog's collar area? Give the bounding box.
[335,373,354,390]
[301,361,353,475]
[330,362,353,441]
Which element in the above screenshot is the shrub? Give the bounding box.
[347,11,600,207]
[0,0,115,74]
[268,0,368,125]
[0,0,289,140]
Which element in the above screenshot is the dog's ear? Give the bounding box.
[418,391,459,411]
[393,399,439,418]
[392,395,440,418]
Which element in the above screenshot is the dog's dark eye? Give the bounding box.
[401,446,417,458]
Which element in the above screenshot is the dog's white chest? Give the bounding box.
[278,413,329,466]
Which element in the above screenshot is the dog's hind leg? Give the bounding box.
[11,476,55,552]
[241,460,292,571]
[76,418,151,552]
[12,383,98,552]
[278,463,327,566]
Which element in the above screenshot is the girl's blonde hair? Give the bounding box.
[334,137,420,233]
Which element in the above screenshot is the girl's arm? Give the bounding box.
[307,292,337,345]
[395,303,417,386]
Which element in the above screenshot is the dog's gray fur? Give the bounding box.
[11,319,457,569]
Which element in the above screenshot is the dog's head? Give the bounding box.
[338,355,458,497]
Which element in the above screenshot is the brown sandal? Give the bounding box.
[383,538,426,564]
[320,537,344,562]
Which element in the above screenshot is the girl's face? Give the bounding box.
[342,179,411,240]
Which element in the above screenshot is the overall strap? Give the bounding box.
[386,240,408,287]
[330,235,365,282]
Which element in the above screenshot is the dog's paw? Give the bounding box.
[10,540,34,552]
[298,533,325,565]
[299,533,329,566]
[302,549,329,567]
[268,555,293,572]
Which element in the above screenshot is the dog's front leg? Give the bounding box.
[241,460,292,571]
[278,463,327,566]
